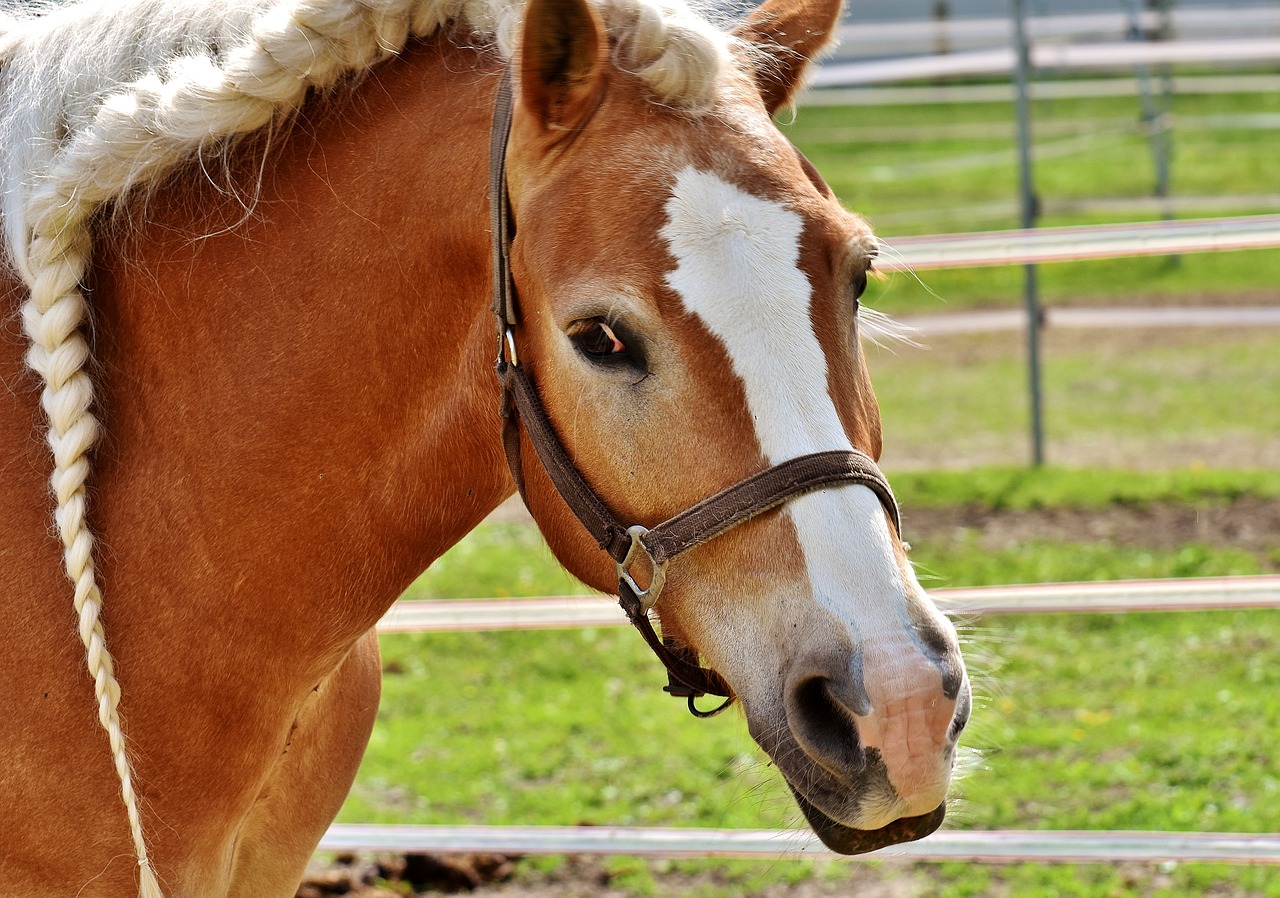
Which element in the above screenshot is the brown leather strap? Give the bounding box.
[490,66,518,333]
[500,355,735,703]
[500,358,902,703]
[619,578,734,700]
[642,449,899,564]
[503,360,899,564]
[499,361,631,560]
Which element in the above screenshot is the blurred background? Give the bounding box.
[790,0,1280,472]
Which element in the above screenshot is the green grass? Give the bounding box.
[359,522,1278,829]
[865,247,1280,317]
[891,466,1280,510]
[337,469,1280,897]
[865,329,1280,470]
[779,90,1280,314]
[398,521,590,600]
[970,607,1280,834]
[784,92,1280,221]
[912,537,1269,592]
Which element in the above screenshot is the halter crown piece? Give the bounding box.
[488,67,904,718]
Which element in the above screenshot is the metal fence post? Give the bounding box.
[1012,0,1045,466]
[1126,0,1176,233]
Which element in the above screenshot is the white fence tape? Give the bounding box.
[803,74,1280,107]
[932,575,1280,615]
[319,824,1280,863]
[898,306,1280,337]
[813,39,1280,88]
[833,8,1280,58]
[874,215,1280,272]
[377,576,1280,634]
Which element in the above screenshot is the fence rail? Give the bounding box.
[803,74,1280,106]
[377,576,1280,633]
[353,576,1280,864]
[832,8,1280,58]
[813,38,1280,88]
[875,215,1280,272]
[319,824,1280,864]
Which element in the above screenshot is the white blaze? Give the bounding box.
[659,166,909,643]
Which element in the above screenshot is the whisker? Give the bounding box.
[858,305,920,351]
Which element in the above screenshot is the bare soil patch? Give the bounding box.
[906,495,1280,561]
[299,852,937,898]
[491,492,1280,565]
[300,850,1229,898]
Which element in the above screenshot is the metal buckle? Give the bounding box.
[502,328,519,368]
[616,524,667,614]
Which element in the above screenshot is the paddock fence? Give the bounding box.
[320,822,1280,864]
[815,3,1280,90]
[803,73,1280,107]
[813,38,1280,90]
[830,7,1280,62]
[317,574,1280,864]
[875,214,1280,271]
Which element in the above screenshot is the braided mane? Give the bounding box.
[0,2,729,896]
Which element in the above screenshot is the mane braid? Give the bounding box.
[0,1,729,896]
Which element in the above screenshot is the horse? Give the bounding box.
[0,0,971,895]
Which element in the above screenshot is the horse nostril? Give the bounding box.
[948,683,972,742]
[788,677,866,776]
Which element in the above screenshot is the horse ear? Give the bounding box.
[733,0,844,115]
[519,0,607,132]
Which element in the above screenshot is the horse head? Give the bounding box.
[499,0,971,853]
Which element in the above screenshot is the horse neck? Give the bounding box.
[90,40,511,651]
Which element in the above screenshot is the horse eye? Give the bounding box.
[853,270,868,306]
[572,320,627,360]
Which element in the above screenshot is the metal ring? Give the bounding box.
[616,524,667,614]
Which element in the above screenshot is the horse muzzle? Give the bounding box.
[750,712,954,854]
[790,787,946,855]
[744,638,969,855]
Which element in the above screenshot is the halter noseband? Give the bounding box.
[488,68,903,718]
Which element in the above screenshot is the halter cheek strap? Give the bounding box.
[488,66,904,718]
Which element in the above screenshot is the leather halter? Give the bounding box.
[488,68,904,718]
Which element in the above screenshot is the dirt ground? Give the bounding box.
[488,492,1280,559]
[298,851,951,898]
[298,842,1214,897]
[298,851,970,897]
[906,494,1280,560]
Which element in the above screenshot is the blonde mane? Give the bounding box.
[0,2,730,896]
